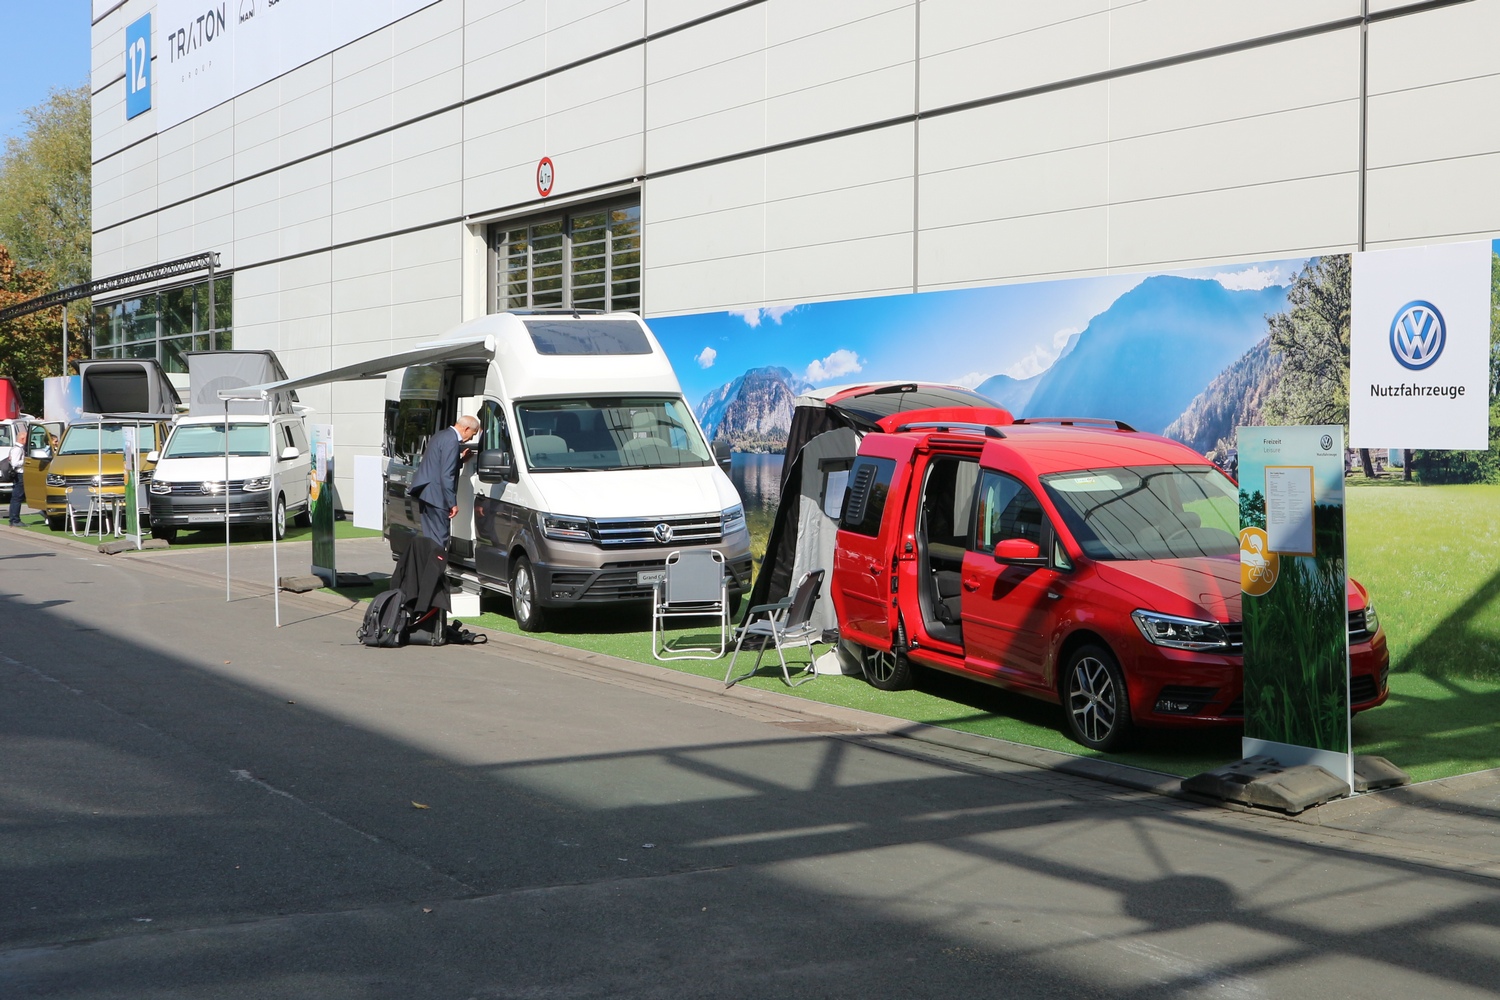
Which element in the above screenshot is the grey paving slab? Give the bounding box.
[3,526,1500,999]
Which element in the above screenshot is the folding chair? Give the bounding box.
[65,485,109,538]
[651,549,729,660]
[724,568,826,688]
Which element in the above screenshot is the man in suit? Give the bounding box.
[407,415,480,550]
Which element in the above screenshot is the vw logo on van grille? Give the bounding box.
[653,522,673,544]
[1390,300,1446,371]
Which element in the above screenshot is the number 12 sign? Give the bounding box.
[125,14,152,120]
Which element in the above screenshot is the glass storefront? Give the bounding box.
[92,276,232,372]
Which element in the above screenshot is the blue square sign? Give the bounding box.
[125,14,151,120]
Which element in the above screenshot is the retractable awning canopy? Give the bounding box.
[216,334,495,401]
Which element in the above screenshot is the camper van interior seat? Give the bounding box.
[724,569,826,688]
[528,433,569,458]
[651,549,730,661]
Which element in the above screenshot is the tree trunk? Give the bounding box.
[1360,448,1376,478]
[1403,449,1413,481]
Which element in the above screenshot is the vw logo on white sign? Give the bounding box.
[1389,300,1446,371]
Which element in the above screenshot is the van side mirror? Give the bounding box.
[31,444,52,462]
[280,446,299,461]
[476,448,515,483]
[146,451,160,464]
[712,437,732,474]
[994,538,1046,566]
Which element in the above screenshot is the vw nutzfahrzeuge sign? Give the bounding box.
[1350,240,1490,450]
[1389,300,1446,371]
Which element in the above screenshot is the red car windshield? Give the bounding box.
[1042,464,1240,561]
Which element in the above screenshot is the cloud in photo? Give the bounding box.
[1214,265,1286,291]
[729,304,801,328]
[1003,326,1080,379]
[695,346,717,368]
[950,371,990,389]
[805,348,863,383]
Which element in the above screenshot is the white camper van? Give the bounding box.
[145,351,312,542]
[385,311,751,630]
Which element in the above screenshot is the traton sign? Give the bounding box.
[1350,240,1490,450]
[154,0,439,131]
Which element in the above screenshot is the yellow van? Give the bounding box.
[24,420,171,531]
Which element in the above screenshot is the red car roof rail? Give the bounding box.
[892,421,1007,438]
[1012,417,1137,431]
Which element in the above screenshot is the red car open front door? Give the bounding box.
[961,469,1063,694]
[832,435,917,650]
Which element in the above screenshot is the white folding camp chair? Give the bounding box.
[650,549,730,661]
[724,568,826,687]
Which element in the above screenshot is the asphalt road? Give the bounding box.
[3,528,1500,999]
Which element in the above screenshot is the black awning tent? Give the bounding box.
[744,383,1010,640]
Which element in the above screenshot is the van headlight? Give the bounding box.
[540,513,592,542]
[722,504,745,533]
[46,473,64,487]
[1131,610,1232,652]
[243,476,272,492]
[150,479,172,494]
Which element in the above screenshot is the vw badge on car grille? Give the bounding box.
[653,522,673,544]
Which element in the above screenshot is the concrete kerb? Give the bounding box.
[18,522,1500,848]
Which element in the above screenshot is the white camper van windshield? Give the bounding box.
[522,319,652,356]
[163,423,271,459]
[516,397,712,471]
[58,424,155,455]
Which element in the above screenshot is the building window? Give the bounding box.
[491,199,640,313]
[91,275,232,373]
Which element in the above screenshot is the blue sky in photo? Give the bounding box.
[0,1,92,144]
[651,258,1312,408]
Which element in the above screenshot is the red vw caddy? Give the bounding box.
[830,419,1389,751]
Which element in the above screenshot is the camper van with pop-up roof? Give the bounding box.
[385,311,750,631]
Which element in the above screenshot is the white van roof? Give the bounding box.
[432,311,679,400]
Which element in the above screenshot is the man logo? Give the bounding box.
[239,0,253,23]
[653,522,673,544]
[1390,300,1446,371]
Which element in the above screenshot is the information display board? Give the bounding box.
[1237,425,1352,788]
[310,423,336,585]
[121,425,142,550]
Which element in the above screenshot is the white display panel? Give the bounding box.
[155,0,439,131]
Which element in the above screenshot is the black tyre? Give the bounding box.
[1061,643,1134,752]
[862,618,914,691]
[510,555,547,632]
[46,514,64,532]
[151,526,178,543]
[269,494,288,540]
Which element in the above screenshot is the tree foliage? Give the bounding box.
[1261,255,1351,427]
[0,244,64,407]
[0,85,91,289]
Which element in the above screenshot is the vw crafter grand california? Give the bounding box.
[385,311,750,630]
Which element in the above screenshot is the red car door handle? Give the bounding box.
[962,577,980,592]
[867,562,881,575]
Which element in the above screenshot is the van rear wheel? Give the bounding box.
[511,555,547,632]
[862,619,914,691]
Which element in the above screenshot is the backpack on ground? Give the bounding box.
[357,589,411,647]
[406,607,448,646]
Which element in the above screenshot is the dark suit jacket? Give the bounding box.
[408,427,464,510]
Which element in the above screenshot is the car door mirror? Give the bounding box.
[994,538,1046,566]
[476,448,515,483]
[30,444,52,462]
[146,450,160,464]
[712,437,732,474]
[280,446,299,461]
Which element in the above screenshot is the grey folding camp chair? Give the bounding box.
[651,548,730,661]
[724,568,826,688]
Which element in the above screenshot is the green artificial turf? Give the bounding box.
[8,511,380,549]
